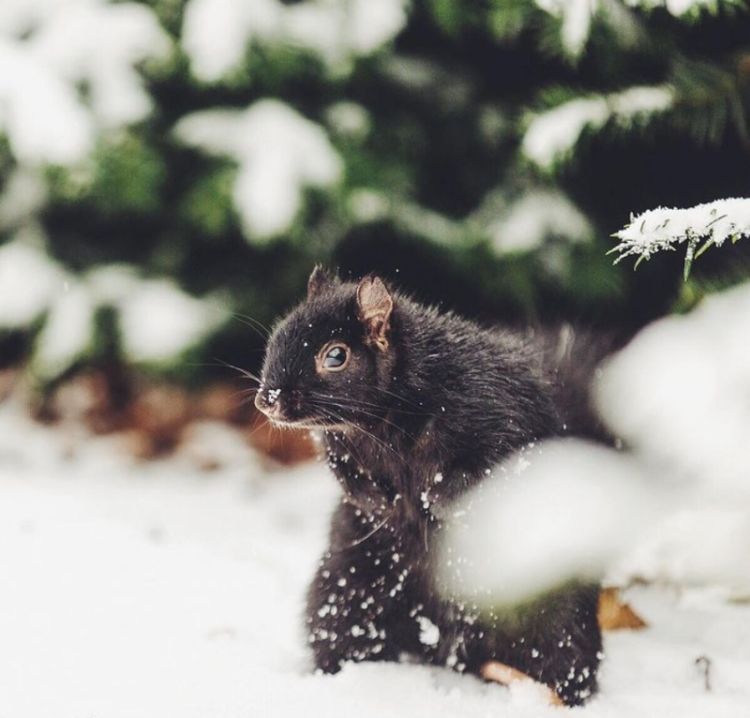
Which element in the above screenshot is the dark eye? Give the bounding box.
[322,345,349,371]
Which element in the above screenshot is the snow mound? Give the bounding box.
[437,440,655,606]
[596,280,750,594]
[0,401,749,717]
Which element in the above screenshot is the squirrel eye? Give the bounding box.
[322,345,348,371]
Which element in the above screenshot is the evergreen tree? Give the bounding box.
[1,0,749,382]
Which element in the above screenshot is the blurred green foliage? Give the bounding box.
[3,0,750,380]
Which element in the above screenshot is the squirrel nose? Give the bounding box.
[255,389,282,418]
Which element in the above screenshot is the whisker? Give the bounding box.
[232,312,271,338]
[237,393,260,409]
[309,401,405,460]
[344,513,391,549]
[308,396,419,442]
[306,390,427,417]
[371,385,426,410]
[216,358,262,385]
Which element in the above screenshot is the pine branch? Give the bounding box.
[624,0,747,21]
[611,198,750,279]
[532,0,599,59]
[670,57,750,147]
[522,52,748,174]
[521,85,674,171]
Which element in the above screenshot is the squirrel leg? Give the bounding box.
[481,661,564,706]
[305,503,419,673]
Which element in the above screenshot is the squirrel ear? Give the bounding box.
[356,276,393,351]
[307,265,336,299]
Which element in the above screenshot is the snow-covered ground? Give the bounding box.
[1,400,748,718]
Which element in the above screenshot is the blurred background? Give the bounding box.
[2,0,750,409]
[2,4,750,714]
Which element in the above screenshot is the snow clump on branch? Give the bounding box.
[611,197,750,278]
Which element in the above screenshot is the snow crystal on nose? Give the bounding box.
[267,388,281,405]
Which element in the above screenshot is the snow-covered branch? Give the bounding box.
[533,0,599,58]
[182,0,409,83]
[174,99,342,240]
[624,0,746,19]
[611,198,750,278]
[0,234,229,378]
[0,0,170,166]
[521,85,674,171]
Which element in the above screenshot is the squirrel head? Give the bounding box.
[254,266,397,429]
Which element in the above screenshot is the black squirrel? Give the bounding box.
[255,267,608,706]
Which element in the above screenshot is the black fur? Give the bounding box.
[255,270,606,706]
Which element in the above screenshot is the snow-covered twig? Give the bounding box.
[611,198,750,279]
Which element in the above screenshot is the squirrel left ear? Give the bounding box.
[307,265,336,299]
[356,276,393,351]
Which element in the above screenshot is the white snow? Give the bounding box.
[625,0,742,17]
[326,101,371,139]
[0,233,229,375]
[612,507,750,592]
[31,282,95,377]
[117,279,228,364]
[347,188,389,222]
[534,0,598,57]
[0,0,170,166]
[0,168,47,229]
[181,0,409,83]
[439,280,750,604]
[181,0,278,83]
[175,99,343,239]
[489,189,593,254]
[438,440,656,606]
[342,0,410,55]
[596,279,750,495]
[0,400,749,717]
[611,197,750,266]
[0,39,94,165]
[0,231,67,329]
[593,280,750,595]
[522,85,674,171]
